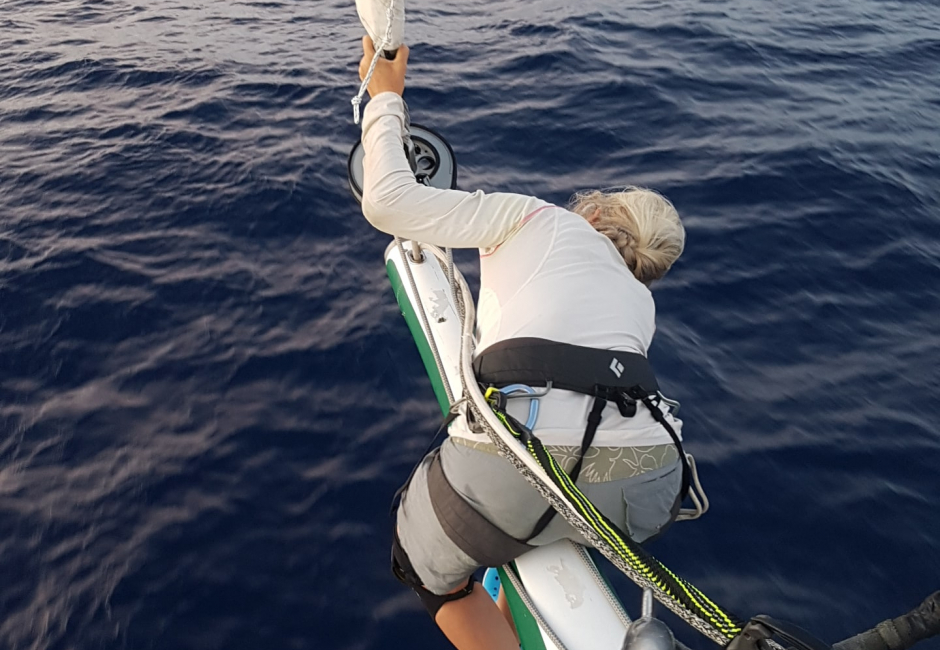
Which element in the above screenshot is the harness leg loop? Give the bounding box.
[391,527,476,619]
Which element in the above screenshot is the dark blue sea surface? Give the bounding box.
[1,0,939,648]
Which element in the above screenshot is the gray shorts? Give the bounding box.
[396,437,683,595]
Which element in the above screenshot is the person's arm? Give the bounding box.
[357,39,548,249]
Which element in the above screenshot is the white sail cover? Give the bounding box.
[356,0,405,51]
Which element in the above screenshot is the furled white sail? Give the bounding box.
[351,0,405,123]
[355,0,404,53]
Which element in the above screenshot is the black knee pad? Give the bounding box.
[391,529,476,619]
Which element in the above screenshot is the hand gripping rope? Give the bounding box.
[351,0,398,124]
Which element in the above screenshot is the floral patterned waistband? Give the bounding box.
[448,436,679,483]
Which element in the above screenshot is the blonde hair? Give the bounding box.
[569,187,685,284]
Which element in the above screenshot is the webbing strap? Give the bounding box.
[570,394,607,483]
[525,393,607,541]
[631,388,692,501]
[427,450,535,567]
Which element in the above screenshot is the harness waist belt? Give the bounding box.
[473,337,659,396]
[472,336,685,541]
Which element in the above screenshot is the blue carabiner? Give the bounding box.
[498,384,540,430]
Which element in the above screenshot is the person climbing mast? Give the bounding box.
[356,35,692,650]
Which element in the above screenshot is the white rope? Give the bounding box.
[394,239,457,406]
[501,565,571,650]
[351,0,396,124]
[574,544,634,630]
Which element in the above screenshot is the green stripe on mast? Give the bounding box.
[498,566,548,650]
[386,258,451,414]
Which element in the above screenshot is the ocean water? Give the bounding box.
[1,0,938,649]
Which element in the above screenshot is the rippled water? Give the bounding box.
[1,1,938,649]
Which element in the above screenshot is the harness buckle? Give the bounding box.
[614,391,637,417]
[593,386,639,417]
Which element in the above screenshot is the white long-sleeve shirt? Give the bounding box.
[362,93,682,448]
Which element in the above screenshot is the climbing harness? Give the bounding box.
[473,335,710,535]
[481,385,746,642]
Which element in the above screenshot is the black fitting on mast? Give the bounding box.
[726,615,830,650]
[834,591,940,650]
